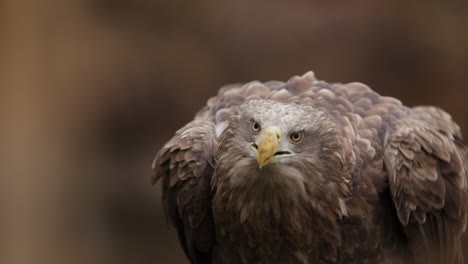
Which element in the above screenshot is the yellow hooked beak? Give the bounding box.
[257,126,282,169]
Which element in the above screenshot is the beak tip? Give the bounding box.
[257,158,271,169]
[257,160,264,169]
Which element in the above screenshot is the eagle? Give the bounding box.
[152,71,468,264]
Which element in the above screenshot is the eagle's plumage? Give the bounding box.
[152,72,468,264]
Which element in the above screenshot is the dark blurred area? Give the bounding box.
[1,0,468,263]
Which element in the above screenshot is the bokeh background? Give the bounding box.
[1,0,468,263]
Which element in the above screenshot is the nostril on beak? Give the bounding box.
[251,143,258,150]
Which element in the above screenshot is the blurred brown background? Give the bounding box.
[1,0,468,263]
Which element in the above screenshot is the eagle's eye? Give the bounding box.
[289,131,304,143]
[250,120,261,134]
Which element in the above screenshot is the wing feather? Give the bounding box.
[384,106,468,264]
[152,118,217,264]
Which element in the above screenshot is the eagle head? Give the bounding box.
[213,100,346,209]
